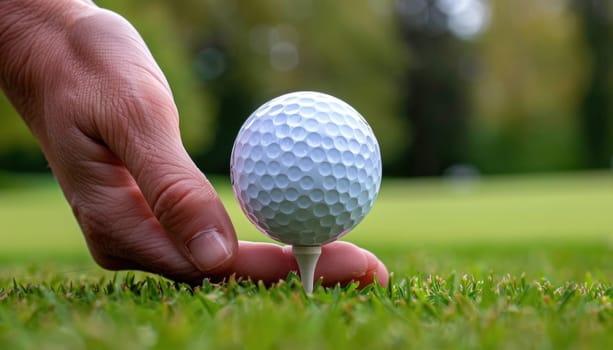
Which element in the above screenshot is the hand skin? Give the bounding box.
[0,0,388,287]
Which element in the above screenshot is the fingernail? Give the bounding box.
[186,229,232,272]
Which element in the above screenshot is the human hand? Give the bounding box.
[0,0,388,287]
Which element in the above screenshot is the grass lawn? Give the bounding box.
[0,171,611,349]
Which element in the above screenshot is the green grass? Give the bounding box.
[1,272,611,349]
[0,171,612,349]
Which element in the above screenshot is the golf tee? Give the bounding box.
[291,245,322,294]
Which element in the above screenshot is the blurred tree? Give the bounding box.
[571,0,613,168]
[165,0,409,173]
[394,0,478,176]
[468,0,585,173]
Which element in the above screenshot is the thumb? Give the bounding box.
[110,96,238,274]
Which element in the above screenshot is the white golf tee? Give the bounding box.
[292,245,322,294]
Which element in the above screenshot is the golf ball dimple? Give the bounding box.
[230,91,382,246]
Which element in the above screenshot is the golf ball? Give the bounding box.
[230,91,382,246]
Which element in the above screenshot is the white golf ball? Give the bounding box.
[230,91,382,246]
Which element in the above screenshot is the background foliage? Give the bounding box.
[0,0,611,175]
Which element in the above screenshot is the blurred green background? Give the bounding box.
[1,0,612,176]
[0,5,611,348]
[0,0,611,271]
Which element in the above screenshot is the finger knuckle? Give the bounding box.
[151,175,216,226]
